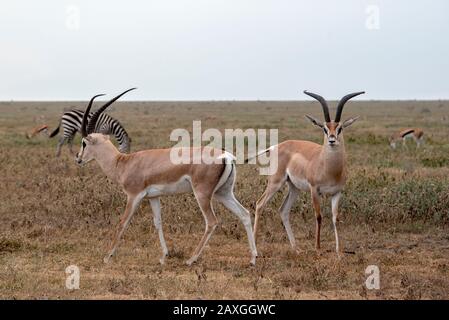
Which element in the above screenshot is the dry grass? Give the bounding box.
[1,100,449,299]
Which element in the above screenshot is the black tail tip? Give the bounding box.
[49,126,60,138]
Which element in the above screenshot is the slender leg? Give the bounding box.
[254,176,286,243]
[331,192,342,257]
[104,193,144,263]
[402,138,408,150]
[149,197,168,265]
[310,187,321,251]
[215,192,258,265]
[186,191,218,266]
[416,137,423,148]
[55,136,67,157]
[279,181,299,252]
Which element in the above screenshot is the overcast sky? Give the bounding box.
[1,0,448,101]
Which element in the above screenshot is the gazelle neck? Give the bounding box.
[320,135,346,176]
[93,141,121,182]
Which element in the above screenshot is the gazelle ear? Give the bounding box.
[305,115,324,128]
[342,116,360,128]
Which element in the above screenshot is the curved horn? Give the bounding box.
[303,90,331,123]
[86,87,137,134]
[335,91,365,122]
[81,94,106,137]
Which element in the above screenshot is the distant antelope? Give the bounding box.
[75,90,257,266]
[389,128,424,149]
[49,99,132,157]
[250,91,364,256]
[26,124,49,139]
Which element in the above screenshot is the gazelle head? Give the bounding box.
[75,88,137,166]
[76,133,112,166]
[388,135,397,149]
[304,91,364,148]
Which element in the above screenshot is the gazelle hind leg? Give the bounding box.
[186,191,217,266]
[149,197,168,265]
[331,192,342,257]
[254,175,286,243]
[104,193,144,263]
[215,191,257,265]
[279,181,299,252]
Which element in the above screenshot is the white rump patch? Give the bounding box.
[217,151,236,163]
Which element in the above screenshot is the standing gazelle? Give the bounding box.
[252,91,364,256]
[75,90,257,265]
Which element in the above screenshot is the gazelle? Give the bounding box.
[251,91,364,256]
[75,89,257,265]
[26,124,49,139]
[389,128,424,149]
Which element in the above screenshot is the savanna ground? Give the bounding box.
[1,100,449,299]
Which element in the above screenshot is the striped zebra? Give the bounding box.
[49,88,136,157]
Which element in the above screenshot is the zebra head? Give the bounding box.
[76,88,137,165]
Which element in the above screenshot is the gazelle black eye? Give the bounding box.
[323,128,328,135]
[337,127,342,135]
[82,141,86,148]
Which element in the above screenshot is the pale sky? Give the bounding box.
[1,0,448,101]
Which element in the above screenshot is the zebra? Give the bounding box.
[49,109,131,157]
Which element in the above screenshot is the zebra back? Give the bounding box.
[61,109,131,153]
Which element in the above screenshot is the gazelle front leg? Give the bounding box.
[310,187,322,251]
[104,193,144,263]
[415,136,423,148]
[149,197,168,265]
[402,138,408,150]
[331,192,342,257]
[418,137,424,148]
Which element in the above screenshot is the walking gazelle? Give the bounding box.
[251,91,364,256]
[75,89,257,265]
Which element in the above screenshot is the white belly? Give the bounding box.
[287,170,343,195]
[146,176,192,197]
[318,184,342,196]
